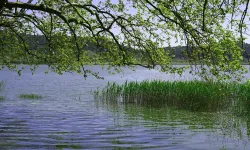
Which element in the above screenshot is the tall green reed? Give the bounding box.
[97,80,250,112]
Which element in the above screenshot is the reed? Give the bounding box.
[98,80,250,112]
[19,93,43,99]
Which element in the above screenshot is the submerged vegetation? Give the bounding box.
[96,80,250,113]
[19,94,43,99]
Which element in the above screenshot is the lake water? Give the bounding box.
[0,65,250,149]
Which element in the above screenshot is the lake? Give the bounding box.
[0,65,250,149]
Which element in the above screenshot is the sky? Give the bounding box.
[9,0,250,46]
[92,0,250,45]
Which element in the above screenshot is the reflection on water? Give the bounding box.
[0,65,250,149]
[99,99,250,149]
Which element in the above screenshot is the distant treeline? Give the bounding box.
[12,34,250,60]
[167,44,250,60]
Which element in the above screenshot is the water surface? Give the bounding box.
[0,65,250,149]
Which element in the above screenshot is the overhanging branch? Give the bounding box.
[5,2,68,23]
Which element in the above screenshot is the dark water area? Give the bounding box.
[0,65,250,149]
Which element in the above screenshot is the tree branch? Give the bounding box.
[202,0,208,31]
[5,2,68,23]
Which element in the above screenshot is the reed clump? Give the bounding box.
[19,94,43,99]
[98,80,250,112]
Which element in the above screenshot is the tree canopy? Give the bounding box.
[0,0,249,80]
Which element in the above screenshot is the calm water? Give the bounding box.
[0,65,250,149]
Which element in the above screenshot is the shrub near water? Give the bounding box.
[99,80,250,112]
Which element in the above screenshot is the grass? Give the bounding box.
[19,94,43,99]
[97,80,250,112]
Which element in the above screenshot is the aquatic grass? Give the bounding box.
[0,81,5,100]
[0,96,4,101]
[55,144,83,149]
[0,81,5,91]
[97,80,250,112]
[19,93,43,99]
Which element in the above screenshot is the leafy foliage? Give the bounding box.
[0,0,249,80]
